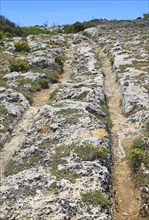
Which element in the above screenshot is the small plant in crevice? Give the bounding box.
[81,190,111,207]
[49,88,59,102]
[0,104,8,116]
[102,105,113,130]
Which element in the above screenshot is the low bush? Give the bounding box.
[0,15,23,37]
[22,26,56,36]
[14,41,30,52]
[127,148,144,172]
[10,59,29,72]
[127,137,149,173]
[37,78,49,89]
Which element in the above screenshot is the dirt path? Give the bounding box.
[95,44,142,220]
[0,107,37,179]
[0,36,74,179]
[33,36,74,107]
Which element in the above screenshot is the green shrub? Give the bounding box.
[55,56,64,68]
[143,13,149,19]
[37,78,49,89]
[47,71,60,83]
[22,26,56,36]
[96,146,107,159]
[127,148,144,172]
[133,138,145,149]
[81,190,110,207]
[64,21,94,34]
[10,59,29,72]
[14,41,30,52]
[0,15,23,37]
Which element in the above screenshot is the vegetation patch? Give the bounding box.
[32,67,60,84]
[22,26,56,36]
[0,138,4,151]
[0,70,8,88]
[0,15,23,37]
[49,143,107,182]
[49,88,59,102]
[57,108,82,124]
[119,64,133,72]
[4,154,40,176]
[102,106,113,130]
[127,136,149,177]
[14,41,30,52]
[21,91,34,105]
[10,59,29,72]
[81,190,111,207]
[57,108,83,124]
[128,136,149,218]
[0,104,8,116]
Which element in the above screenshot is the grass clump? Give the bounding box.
[22,91,34,105]
[0,104,8,116]
[14,41,30,52]
[81,190,110,207]
[4,154,40,176]
[10,59,29,72]
[102,106,113,130]
[49,88,59,102]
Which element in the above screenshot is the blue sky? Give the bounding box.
[0,1,148,26]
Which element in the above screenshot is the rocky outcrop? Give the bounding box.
[84,21,149,130]
[0,34,112,220]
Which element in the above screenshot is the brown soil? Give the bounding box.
[95,44,143,220]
